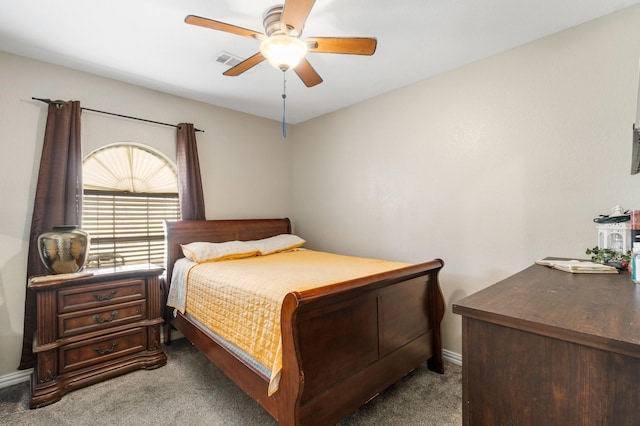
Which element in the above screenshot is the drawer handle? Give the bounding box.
[93,290,117,301]
[93,310,118,324]
[93,341,118,356]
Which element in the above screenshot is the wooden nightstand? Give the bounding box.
[28,264,167,408]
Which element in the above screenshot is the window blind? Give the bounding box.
[82,190,180,268]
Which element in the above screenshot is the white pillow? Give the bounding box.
[181,240,258,263]
[248,234,306,255]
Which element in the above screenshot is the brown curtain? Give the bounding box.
[19,100,82,369]
[176,123,206,220]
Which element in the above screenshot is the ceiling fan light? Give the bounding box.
[260,35,307,71]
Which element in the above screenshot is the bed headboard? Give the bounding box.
[163,218,292,284]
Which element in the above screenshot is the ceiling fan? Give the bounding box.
[185,0,377,87]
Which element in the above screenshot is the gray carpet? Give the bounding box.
[0,338,462,425]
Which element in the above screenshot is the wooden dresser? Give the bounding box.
[453,262,640,425]
[28,264,167,408]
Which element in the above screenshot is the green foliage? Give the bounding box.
[585,246,631,266]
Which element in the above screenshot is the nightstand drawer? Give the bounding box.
[58,278,146,313]
[59,327,147,374]
[58,300,146,337]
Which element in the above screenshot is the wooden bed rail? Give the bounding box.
[292,259,444,305]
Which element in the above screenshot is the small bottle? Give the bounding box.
[632,243,640,284]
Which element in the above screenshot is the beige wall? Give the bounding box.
[0,52,293,377]
[293,5,640,355]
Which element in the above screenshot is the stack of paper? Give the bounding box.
[535,259,618,274]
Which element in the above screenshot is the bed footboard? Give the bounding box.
[278,259,445,426]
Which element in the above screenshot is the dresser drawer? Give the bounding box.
[59,327,147,374]
[57,278,146,313]
[58,300,146,338]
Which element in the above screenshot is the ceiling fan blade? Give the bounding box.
[185,15,265,40]
[223,53,266,76]
[280,0,316,36]
[306,37,377,55]
[294,58,323,87]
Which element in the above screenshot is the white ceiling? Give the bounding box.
[1,0,638,124]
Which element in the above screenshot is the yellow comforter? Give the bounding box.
[182,249,409,395]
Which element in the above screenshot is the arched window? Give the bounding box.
[82,143,180,268]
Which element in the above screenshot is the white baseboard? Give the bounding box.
[0,368,32,389]
[443,349,462,366]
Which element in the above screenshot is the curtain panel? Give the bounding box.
[176,123,206,220]
[19,100,82,369]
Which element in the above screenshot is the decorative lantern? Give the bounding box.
[593,205,632,254]
[596,222,631,254]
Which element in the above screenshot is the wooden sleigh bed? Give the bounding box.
[163,218,445,426]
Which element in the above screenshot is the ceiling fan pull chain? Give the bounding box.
[282,71,287,138]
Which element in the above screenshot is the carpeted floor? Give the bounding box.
[0,338,462,425]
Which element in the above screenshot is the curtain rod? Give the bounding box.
[32,97,204,133]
